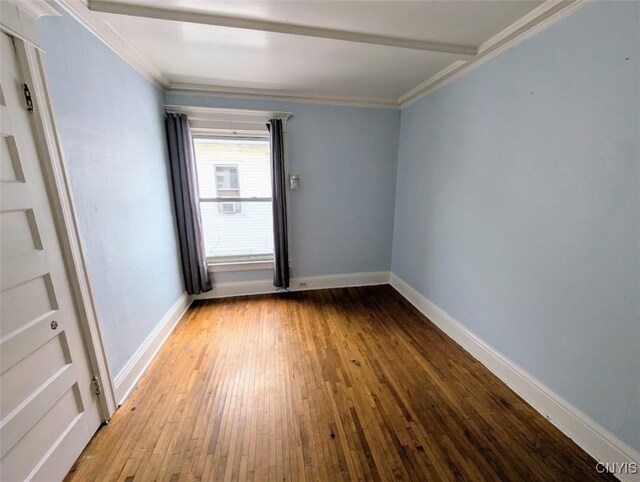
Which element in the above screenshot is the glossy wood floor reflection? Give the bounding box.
[67,286,611,481]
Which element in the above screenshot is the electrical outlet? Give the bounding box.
[298,281,308,288]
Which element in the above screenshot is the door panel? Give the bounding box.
[0,32,102,481]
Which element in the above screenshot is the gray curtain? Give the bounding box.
[165,113,212,295]
[267,119,289,288]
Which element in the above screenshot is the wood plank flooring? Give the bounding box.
[67,285,612,481]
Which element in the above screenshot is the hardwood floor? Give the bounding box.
[67,285,612,481]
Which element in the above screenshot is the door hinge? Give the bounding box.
[22,84,33,112]
[92,376,101,396]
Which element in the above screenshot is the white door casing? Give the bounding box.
[1,31,102,481]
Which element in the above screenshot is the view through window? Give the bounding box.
[193,137,273,262]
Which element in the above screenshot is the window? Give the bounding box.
[214,165,241,213]
[193,137,273,264]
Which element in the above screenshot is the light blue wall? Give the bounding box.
[165,93,400,282]
[392,2,640,451]
[35,0,638,452]
[38,10,184,376]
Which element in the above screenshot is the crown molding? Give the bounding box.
[398,60,467,105]
[167,83,400,110]
[88,0,477,56]
[0,0,60,48]
[53,0,168,88]
[51,0,586,112]
[399,0,586,107]
[18,0,61,19]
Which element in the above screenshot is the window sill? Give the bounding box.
[208,260,274,273]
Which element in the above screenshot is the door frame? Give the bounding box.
[1,0,117,419]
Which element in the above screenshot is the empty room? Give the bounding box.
[0,0,638,480]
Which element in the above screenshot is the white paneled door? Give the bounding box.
[0,32,102,481]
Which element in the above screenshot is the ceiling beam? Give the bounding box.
[87,0,478,56]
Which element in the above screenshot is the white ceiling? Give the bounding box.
[63,0,581,107]
[98,0,543,45]
[102,18,462,101]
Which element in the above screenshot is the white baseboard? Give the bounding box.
[194,271,391,300]
[291,271,390,291]
[113,293,192,405]
[389,273,639,482]
[196,278,276,299]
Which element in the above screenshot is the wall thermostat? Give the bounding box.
[289,174,300,190]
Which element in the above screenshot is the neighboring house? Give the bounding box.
[195,139,273,260]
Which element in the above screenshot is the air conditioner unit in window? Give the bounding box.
[219,202,241,214]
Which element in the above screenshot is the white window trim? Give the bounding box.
[208,260,274,273]
[208,258,295,273]
[165,105,292,133]
[207,253,275,272]
[170,105,292,272]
